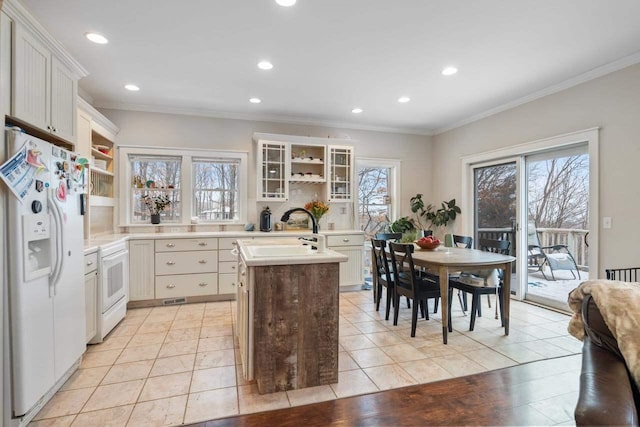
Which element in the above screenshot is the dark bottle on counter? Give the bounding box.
[260,206,272,232]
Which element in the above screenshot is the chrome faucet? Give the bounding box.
[281,208,318,234]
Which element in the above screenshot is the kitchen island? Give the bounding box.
[237,236,347,394]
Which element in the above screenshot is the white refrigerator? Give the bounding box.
[2,127,86,418]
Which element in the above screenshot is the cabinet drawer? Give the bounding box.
[218,273,237,295]
[156,273,218,299]
[219,261,238,274]
[219,237,240,250]
[84,252,98,274]
[155,238,218,252]
[326,234,365,247]
[218,248,239,262]
[155,251,218,275]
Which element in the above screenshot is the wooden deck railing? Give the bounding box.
[477,227,589,270]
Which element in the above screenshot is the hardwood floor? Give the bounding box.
[188,354,581,427]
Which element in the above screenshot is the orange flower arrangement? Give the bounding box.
[304,200,329,222]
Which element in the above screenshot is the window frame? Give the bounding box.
[192,157,242,222]
[119,146,248,226]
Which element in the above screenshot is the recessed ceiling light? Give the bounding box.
[276,0,297,6]
[351,108,363,114]
[124,84,140,91]
[442,66,458,76]
[249,98,262,104]
[398,96,411,103]
[257,61,273,70]
[85,32,108,44]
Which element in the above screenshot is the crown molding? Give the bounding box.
[3,0,88,79]
[94,101,433,137]
[434,51,640,135]
[78,97,120,137]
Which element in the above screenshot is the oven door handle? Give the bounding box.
[102,250,129,264]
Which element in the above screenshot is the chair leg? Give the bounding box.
[477,297,482,318]
[385,286,393,321]
[433,297,439,314]
[447,288,454,333]
[457,291,467,316]
[393,291,401,326]
[411,298,419,337]
[498,288,505,327]
[406,297,411,309]
[375,283,382,311]
[419,299,426,319]
[486,294,491,308]
[470,293,480,331]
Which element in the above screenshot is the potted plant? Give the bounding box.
[142,194,171,224]
[410,194,461,236]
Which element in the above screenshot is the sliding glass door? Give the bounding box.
[468,141,592,310]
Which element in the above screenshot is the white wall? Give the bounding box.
[432,63,640,274]
[100,109,432,229]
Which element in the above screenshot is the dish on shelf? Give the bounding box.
[94,144,110,154]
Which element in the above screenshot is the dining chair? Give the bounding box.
[375,232,412,309]
[371,239,394,320]
[388,242,441,337]
[447,238,509,331]
[527,221,581,281]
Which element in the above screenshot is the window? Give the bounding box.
[130,155,181,223]
[355,158,400,240]
[193,158,240,221]
[120,146,248,225]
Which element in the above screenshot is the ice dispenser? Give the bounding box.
[22,213,52,281]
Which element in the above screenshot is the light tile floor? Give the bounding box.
[30,291,582,426]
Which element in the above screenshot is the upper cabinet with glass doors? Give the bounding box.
[256,141,289,201]
[254,134,354,202]
[327,145,353,202]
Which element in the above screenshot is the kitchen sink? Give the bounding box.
[246,245,317,258]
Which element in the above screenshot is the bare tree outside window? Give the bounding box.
[193,159,240,221]
[527,154,589,229]
[358,167,390,239]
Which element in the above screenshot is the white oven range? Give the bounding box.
[91,240,128,343]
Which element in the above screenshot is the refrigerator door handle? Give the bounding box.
[47,191,64,294]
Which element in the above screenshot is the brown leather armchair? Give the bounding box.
[575,295,639,426]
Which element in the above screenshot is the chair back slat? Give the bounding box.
[371,239,393,284]
[375,232,402,242]
[453,235,473,248]
[388,242,417,293]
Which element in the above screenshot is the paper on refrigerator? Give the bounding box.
[0,141,48,202]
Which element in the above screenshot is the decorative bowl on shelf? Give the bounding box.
[415,239,440,250]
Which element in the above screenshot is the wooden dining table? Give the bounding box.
[410,246,516,344]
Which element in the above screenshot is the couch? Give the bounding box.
[575,294,639,426]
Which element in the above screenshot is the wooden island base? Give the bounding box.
[253,262,339,394]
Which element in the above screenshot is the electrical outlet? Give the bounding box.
[603,217,612,229]
[170,227,180,233]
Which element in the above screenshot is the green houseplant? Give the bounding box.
[410,194,461,230]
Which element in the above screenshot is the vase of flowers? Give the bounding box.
[142,194,171,224]
[304,199,329,230]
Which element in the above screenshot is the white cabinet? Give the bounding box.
[128,240,155,301]
[325,232,364,289]
[77,98,120,237]
[154,238,219,299]
[12,22,77,143]
[256,140,288,201]
[254,134,355,202]
[84,252,98,343]
[327,145,353,202]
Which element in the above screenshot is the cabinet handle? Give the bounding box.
[231,265,236,270]
[342,238,350,242]
[86,260,93,265]
[47,125,51,131]
[166,243,175,248]
[198,282,208,287]
[198,260,207,264]
[52,127,57,132]
[166,261,176,265]
[167,284,176,289]
[198,242,207,247]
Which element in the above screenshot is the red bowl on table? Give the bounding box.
[415,240,440,250]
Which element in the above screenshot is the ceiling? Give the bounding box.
[18,0,640,135]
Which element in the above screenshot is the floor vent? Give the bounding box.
[163,298,187,306]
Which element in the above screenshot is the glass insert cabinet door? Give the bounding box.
[258,142,288,201]
[328,145,353,201]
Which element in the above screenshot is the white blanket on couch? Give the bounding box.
[568,280,640,389]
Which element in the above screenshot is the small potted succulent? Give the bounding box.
[141,194,171,224]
